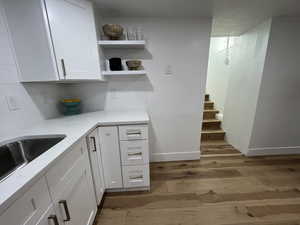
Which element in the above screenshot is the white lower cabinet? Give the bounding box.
[98,126,123,189]
[86,129,105,205]
[97,124,150,191]
[0,139,97,225]
[0,123,150,225]
[120,140,149,166]
[46,140,97,225]
[122,165,150,188]
[0,177,52,225]
[36,205,58,225]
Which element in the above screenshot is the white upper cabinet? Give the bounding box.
[3,0,103,82]
[45,0,101,80]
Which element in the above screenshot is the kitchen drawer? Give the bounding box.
[122,165,150,188]
[45,140,85,200]
[119,125,148,141]
[120,140,149,165]
[0,177,52,225]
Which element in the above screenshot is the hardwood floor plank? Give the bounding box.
[246,203,300,217]
[96,153,300,225]
[222,221,300,225]
[103,189,300,210]
[150,168,242,181]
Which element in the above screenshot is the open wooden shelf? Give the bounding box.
[98,40,146,49]
[102,70,147,76]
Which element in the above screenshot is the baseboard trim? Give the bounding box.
[151,151,200,162]
[247,146,300,156]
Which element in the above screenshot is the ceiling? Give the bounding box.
[93,0,300,36]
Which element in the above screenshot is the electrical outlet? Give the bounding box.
[5,96,20,111]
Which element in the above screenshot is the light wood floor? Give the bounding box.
[201,141,241,155]
[95,152,300,225]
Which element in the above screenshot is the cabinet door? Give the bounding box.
[36,205,59,225]
[98,126,123,189]
[44,0,102,80]
[52,145,97,225]
[0,177,52,225]
[87,129,105,205]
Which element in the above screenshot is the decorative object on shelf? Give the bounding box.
[136,27,144,40]
[126,27,136,40]
[109,58,123,71]
[125,27,144,40]
[102,24,124,40]
[61,98,81,115]
[126,60,143,70]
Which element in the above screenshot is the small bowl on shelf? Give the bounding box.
[102,24,124,40]
[126,60,143,70]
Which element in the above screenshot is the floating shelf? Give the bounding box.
[98,40,146,49]
[102,70,146,76]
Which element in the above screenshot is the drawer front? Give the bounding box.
[122,165,150,188]
[120,140,149,165]
[46,140,86,199]
[0,177,52,225]
[119,125,148,141]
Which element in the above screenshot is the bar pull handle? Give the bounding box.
[126,129,142,135]
[61,59,67,79]
[48,215,59,225]
[128,152,142,156]
[129,175,143,180]
[90,136,97,152]
[59,200,71,221]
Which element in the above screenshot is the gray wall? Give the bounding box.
[222,19,272,154]
[249,17,300,151]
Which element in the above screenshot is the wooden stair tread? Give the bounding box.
[202,130,225,134]
[204,109,219,112]
[202,94,224,141]
[203,119,221,123]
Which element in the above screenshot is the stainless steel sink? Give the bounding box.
[0,135,65,182]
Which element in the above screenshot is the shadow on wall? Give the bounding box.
[22,83,66,119]
[63,82,108,113]
[103,48,153,60]
[105,75,153,91]
[148,119,158,161]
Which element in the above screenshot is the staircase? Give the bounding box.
[201,94,225,141]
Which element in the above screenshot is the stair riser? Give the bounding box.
[202,122,221,130]
[201,132,225,141]
[204,103,214,110]
[205,94,209,101]
[203,112,217,120]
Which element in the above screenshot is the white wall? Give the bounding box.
[206,37,236,113]
[222,19,272,154]
[249,17,300,153]
[70,17,212,161]
[0,1,65,140]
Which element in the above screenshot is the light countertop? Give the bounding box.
[0,110,149,214]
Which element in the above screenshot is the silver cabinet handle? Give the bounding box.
[90,137,97,152]
[129,175,143,180]
[61,59,66,78]
[126,129,142,135]
[128,152,142,156]
[48,215,59,225]
[59,200,71,221]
